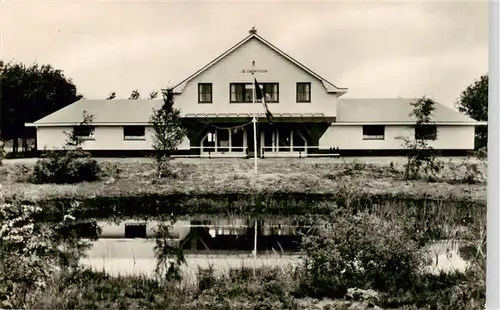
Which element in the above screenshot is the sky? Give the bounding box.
[0,0,489,108]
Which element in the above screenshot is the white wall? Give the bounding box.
[319,125,476,150]
[174,37,338,117]
[36,126,190,151]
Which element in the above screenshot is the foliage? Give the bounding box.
[30,111,102,184]
[447,156,487,185]
[0,199,486,309]
[63,110,95,150]
[23,269,189,310]
[0,61,82,153]
[106,92,116,100]
[153,222,186,282]
[299,211,427,299]
[193,266,297,309]
[397,97,443,180]
[128,89,140,100]
[0,200,98,308]
[149,88,186,177]
[474,146,487,160]
[455,74,488,149]
[149,91,159,99]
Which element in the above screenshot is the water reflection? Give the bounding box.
[82,218,470,279]
[99,217,316,253]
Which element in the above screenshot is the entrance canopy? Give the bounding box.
[183,112,335,123]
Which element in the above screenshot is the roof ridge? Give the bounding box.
[171,31,346,94]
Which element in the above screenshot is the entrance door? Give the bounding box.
[260,125,308,156]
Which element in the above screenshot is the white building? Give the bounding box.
[26,28,485,157]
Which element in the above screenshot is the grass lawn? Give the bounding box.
[0,157,486,203]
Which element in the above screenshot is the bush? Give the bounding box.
[447,157,486,185]
[194,266,297,309]
[31,151,101,184]
[29,110,102,184]
[0,200,97,308]
[23,268,189,310]
[299,211,426,299]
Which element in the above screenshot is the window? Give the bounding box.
[125,223,147,238]
[230,83,253,103]
[230,82,279,103]
[362,125,385,140]
[261,83,279,102]
[296,82,311,102]
[123,126,146,140]
[74,126,95,140]
[198,83,212,103]
[415,125,437,140]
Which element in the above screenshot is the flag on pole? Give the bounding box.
[254,78,273,123]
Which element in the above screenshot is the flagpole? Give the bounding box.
[251,60,258,277]
[252,62,258,174]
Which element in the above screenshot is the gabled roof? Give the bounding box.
[26,97,486,127]
[336,98,486,125]
[27,99,163,126]
[171,30,348,96]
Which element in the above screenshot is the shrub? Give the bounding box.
[31,151,102,184]
[29,111,102,184]
[447,156,486,184]
[474,147,487,160]
[23,268,189,310]
[299,211,426,299]
[194,266,297,309]
[0,200,97,308]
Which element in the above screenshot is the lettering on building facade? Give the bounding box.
[241,69,268,74]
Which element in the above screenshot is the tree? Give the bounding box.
[0,61,83,153]
[149,88,186,177]
[456,74,488,149]
[397,96,443,180]
[149,91,158,100]
[63,110,95,151]
[106,92,116,100]
[128,90,140,100]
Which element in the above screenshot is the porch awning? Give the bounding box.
[183,112,329,118]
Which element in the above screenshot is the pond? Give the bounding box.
[79,218,470,282]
